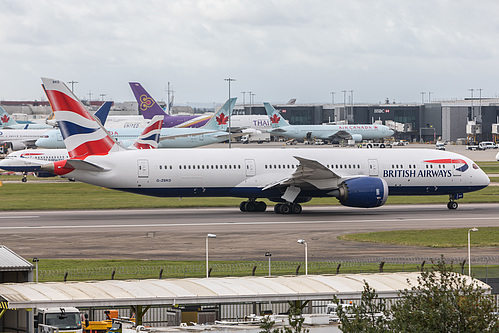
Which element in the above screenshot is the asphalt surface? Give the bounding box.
[1,142,498,262]
[0,204,498,262]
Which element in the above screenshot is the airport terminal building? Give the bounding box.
[4,97,499,143]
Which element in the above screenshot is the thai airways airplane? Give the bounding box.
[35,98,236,149]
[39,78,489,213]
[264,103,394,143]
[0,106,53,129]
[0,116,164,182]
[129,82,212,128]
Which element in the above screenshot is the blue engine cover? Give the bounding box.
[339,177,388,208]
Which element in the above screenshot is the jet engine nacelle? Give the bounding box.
[350,134,363,142]
[6,141,27,151]
[337,177,388,208]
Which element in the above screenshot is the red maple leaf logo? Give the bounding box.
[270,114,280,124]
[1,115,9,123]
[216,112,229,125]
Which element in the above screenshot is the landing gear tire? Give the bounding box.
[256,201,267,212]
[240,200,267,212]
[291,203,302,214]
[22,172,27,183]
[447,201,458,210]
[274,203,302,214]
[280,204,291,214]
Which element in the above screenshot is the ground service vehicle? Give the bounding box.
[35,307,82,333]
[467,141,498,151]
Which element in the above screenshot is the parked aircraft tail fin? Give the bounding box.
[201,98,237,131]
[132,115,164,149]
[129,82,171,120]
[0,106,20,128]
[263,102,290,128]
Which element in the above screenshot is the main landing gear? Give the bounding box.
[447,201,458,210]
[239,200,267,212]
[274,203,302,214]
[21,172,27,183]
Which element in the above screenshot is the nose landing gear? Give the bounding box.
[447,193,463,210]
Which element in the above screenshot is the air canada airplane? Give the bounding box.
[0,106,53,129]
[39,78,489,214]
[264,103,394,143]
[0,116,164,182]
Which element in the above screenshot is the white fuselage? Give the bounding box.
[0,129,53,150]
[62,148,489,200]
[36,128,228,149]
[272,124,394,141]
[0,149,69,172]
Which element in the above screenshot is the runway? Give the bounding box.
[1,203,498,262]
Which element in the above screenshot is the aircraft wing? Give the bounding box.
[262,156,343,191]
[22,139,39,148]
[326,130,352,140]
[159,131,216,141]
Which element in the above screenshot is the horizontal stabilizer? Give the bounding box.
[66,159,109,172]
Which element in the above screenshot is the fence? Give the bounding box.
[38,256,499,282]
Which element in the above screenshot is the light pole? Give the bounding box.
[420,92,426,104]
[32,258,39,283]
[241,92,247,112]
[265,252,272,276]
[100,93,106,101]
[297,239,308,275]
[330,91,335,105]
[224,78,236,148]
[206,233,216,278]
[468,228,478,276]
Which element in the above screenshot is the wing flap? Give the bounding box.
[262,156,343,191]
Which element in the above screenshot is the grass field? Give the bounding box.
[339,227,499,247]
[1,180,499,210]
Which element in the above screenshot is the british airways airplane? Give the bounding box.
[0,116,164,182]
[264,103,394,143]
[39,78,489,213]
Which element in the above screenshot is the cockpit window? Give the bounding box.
[472,163,479,169]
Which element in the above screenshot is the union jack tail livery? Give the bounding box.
[41,78,123,159]
[263,102,291,128]
[132,115,164,149]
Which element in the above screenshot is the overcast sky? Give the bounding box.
[1,0,498,105]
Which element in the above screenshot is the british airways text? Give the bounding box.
[383,169,452,178]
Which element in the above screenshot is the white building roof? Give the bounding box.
[0,272,490,309]
[0,246,33,271]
